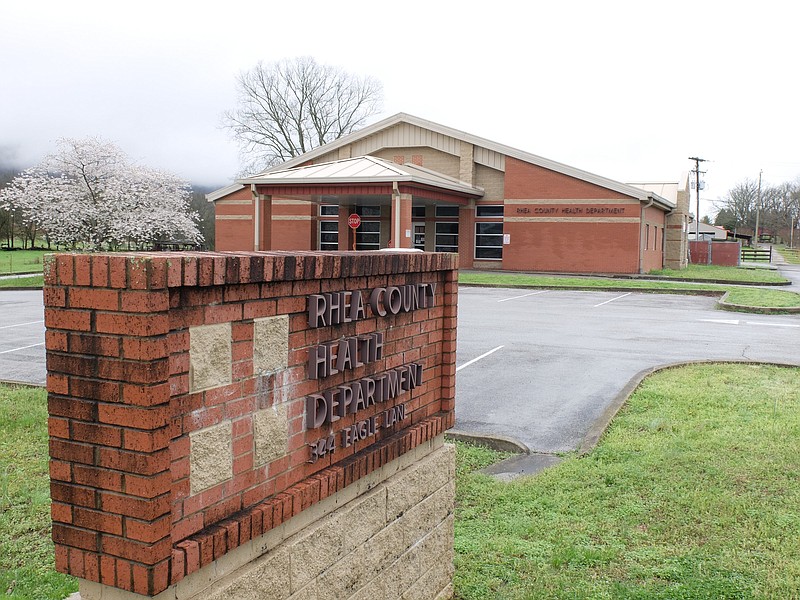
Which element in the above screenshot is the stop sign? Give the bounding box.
[348,213,361,229]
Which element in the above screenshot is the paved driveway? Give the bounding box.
[0,290,46,384]
[455,287,800,452]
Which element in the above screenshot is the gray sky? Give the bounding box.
[2,1,799,219]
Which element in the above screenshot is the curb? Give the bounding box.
[718,291,800,315]
[445,429,530,454]
[577,360,800,455]
[0,379,45,388]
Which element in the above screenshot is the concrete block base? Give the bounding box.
[77,436,455,600]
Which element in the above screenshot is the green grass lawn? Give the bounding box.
[725,288,800,309]
[459,271,731,292]
[0,250,49,275]
[0,275,44,289]
[454,363,800,599]
[776,245,800,265]
[648,263,787,284]
[0,385,78,600]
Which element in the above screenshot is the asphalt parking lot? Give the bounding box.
[0,290,46,384]
[455,287,800,452]
[1,287,799,453]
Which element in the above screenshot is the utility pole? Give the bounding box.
[688,157,707,242]
[754,170,762,247]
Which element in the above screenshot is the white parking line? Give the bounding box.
[456,345,504,372]
[497,290,548,303]
[0,342,45,355]
[700,318,799,329]
[746,320,800,328]
[593,292,632,308]
[0,319,44,330]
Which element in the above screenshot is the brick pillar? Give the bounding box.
[338,204,354,250]
[458,203,475,269]
[44,253,172,595]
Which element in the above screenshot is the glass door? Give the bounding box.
[413,222,426,251]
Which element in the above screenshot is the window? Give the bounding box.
[435,205,459,218]
[319,204,338,216]
[320,221,338,250]
[476,205,504,217]
[356,221,381,250]
[435,222,459,253]
[355,205,381,217]
[412,205,426,219]
[475,222,503,259]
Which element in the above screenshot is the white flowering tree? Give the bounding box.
[0,138,202,250]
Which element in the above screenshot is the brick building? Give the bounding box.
[209,113,687,274]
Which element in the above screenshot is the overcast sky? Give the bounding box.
[2,1,799,219]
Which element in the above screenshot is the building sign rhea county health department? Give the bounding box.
[304,283,437,462]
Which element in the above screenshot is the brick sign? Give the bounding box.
[44,251,457,596]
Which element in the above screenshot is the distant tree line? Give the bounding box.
[714,179,800,244]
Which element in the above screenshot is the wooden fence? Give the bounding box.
[741,247,772,262]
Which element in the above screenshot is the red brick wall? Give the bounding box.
[501,157,656,273]
[504,157,626,200]
[44,251,458,596]
[642,205,666,273]
[214,188,254,252]
[271,202,315,250]
[502,220,641,273]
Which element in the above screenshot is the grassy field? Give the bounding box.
[0,385,77,600]
[776,245,800,265]
[0,275,44,289]
[459,271,731,292]
[725,288,800,309]
[648,263,787,283]
[0,250,49,275]
[453,363,800,599]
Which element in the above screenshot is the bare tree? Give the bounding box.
[715,178,800,242]
[714,179,759,230]
[223,56,383,173]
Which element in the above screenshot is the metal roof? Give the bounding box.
[267,113,675,210]
[627,182,680,204]
[206,183,245,202]
[237,155,484,197]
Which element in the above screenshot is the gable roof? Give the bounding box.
[209,113,674,210]
[238,155,483,197]
[260,112,674,210]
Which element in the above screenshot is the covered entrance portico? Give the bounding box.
[237,156,484,252]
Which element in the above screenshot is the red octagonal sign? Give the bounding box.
[348,213,361,229]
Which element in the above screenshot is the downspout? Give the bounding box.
[392,181,400,248]
[251,184,259,251]
[638,196,654,274]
